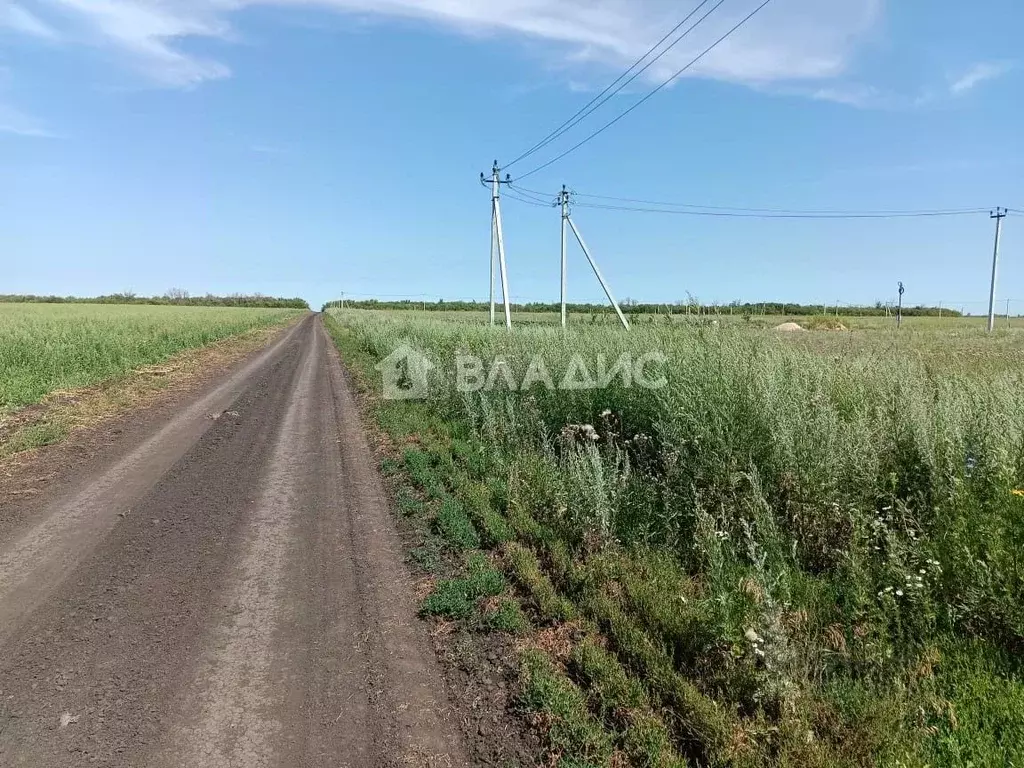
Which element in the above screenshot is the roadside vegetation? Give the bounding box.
[326,307,1024,767]
[324,306,1024,332]
[0,303,302,412]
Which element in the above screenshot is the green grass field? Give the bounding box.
[342,307,1024,331]
[327,307,1024,767]
[0,303,302,412]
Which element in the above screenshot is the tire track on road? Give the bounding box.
[0,320,306,644]
[155,321,321,768]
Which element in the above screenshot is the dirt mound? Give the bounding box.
[774,322,806,332]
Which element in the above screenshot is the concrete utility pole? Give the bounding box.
[489,204,496,326]
[483,162,513,330]
[987,208,1007,333]
[897,282,904,329]
[554,186,629,330]
[560,185,568,329]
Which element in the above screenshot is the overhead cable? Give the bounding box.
[507,182,990,218]
[514,0,778,181]
[504,0,723,169]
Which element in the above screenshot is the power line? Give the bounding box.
[508,183,990,217]
[484,180,555,207]
[568,200,990,219]
[515,0,777,181]
[512,188,983,218]
[508,187,557,205]
[504,0,723,169]
[503,187,991,218]
[502,189,553,208]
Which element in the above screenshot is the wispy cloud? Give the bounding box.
[810,84,884,108]
[0,64,59,137]
[949,61,1014,95]
[35,0,232,86]
[0,2,58,39]
[0,103,60,137]
[13,0,881,92]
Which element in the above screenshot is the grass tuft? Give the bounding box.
[519,650,614,765]
[434,497,481,550]
[420,552,505,619]
[486,598,530,634]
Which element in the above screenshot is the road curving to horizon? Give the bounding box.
[0,313,469,767]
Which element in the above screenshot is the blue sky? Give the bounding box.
[1,0,1021,311]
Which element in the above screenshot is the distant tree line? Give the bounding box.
[2,291,309,309]
[322,298,959,318]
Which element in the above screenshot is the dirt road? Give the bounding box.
[0,314,469,767]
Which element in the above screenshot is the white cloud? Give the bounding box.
[16,0,881,90]
[949,61,1013,95]
[1,2,58,38]
[36,0,232,86]
[805,83,934,111]
[283,0,881,86]
[810,84,883,108]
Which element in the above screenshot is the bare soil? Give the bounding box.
[0,315,469,767]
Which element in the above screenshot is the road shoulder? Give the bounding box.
[324,317,542,768]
